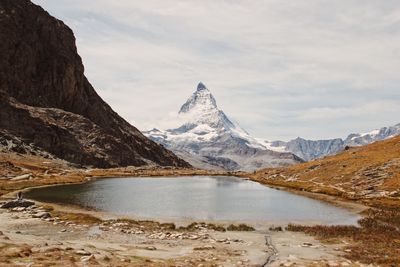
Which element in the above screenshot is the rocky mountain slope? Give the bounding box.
[259,123,400,161]
[0,0,189,168]
[251,135,400,201]
[144,83,302,171]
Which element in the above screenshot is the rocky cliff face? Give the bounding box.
[0,0,189,168]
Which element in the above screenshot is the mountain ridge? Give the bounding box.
[261,123,400,161]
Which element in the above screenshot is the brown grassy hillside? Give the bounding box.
[251,135,400,206]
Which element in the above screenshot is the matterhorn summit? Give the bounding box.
[179,82,218,114]
[144,83,302,171]
[176,82,236,131]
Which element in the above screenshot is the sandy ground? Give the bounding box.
[0,200,368,267]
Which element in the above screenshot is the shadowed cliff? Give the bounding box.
[0,0,190,168]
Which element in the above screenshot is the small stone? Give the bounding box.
[81,255,94,262]
[10,174,32,181]
[13,207,26,212]
[327,260,339,267]
[194,245,215,250]
[32,212,51,219]
[76,250,91,256]
[60,229,67,233]
[288,255,298,260]
[145,246,157,251]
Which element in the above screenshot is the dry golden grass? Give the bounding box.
[250,135,400,207]
[226,224,255,231]
[287,207,400,266]
[49,210,101,225]
[251,136,400,265]
[178,222,226,232]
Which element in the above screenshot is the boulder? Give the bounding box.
[1,199,35,209]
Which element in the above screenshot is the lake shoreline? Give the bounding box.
[3,170,368,218]
[23,176,362,226]
[0,189,355,267]
[0,154,374,266]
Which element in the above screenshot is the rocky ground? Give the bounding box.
[0,198,368,267]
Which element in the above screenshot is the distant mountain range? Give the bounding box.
[145,83,400,170]
[259,123,400,161]
[144,83,303,171]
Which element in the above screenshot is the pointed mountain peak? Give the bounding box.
[197,82,208,91]
[179,82,217,114]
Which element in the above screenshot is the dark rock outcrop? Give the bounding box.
[1,199,35,209]
[0,0,189,168]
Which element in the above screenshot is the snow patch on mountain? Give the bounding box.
[258,123,400,161]
[144,82,400,168]
[144,83,302,171]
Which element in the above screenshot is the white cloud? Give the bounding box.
[298,101,400,121]
[32,0,400,140]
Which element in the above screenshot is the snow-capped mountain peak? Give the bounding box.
[196,82,207,91]
[176,82,235,131]
[179,82,217,114]
[144,83,302,171]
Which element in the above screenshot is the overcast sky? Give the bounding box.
[33,0,400,140]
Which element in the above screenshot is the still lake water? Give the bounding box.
[26,176,360,224]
